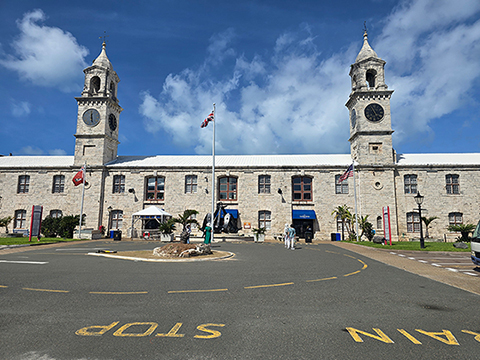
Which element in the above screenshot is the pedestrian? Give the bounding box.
[204,222,212,244]
[284,223,290,249]
[186,224,191,244]
[288,224,296,250]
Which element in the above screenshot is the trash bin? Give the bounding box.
[331,233,336,241]
[113,230,122,241]
[335,233,341,241]
[110,230,115,239]
[305,231,313,243]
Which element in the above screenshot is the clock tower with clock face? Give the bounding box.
[74,42,123,166]
[345,31,394,165]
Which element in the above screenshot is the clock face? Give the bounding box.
[364,103,384,122]
[108,114,117,131]
[350,109,356,128]
[82,109,100,126]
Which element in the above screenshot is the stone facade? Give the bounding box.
[1,34,479,242]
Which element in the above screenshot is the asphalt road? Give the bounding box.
[1,240,480,360]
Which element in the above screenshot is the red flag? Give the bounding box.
[338,164,353,183]
[201,112,214,128]
[72,165,85,186]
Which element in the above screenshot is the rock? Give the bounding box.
[373,236,385,244]
[453,242,468,249]
[153,243,212,258]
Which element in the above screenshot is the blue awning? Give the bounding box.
[292,210,316,220]
[222,209,238,218]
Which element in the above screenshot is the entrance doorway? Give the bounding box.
[293,219,314,239]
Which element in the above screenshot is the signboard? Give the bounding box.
[29,205,43,241]
[382,206,392,245]
[243,222,251,229]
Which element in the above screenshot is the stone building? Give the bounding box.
[1,33,479,241]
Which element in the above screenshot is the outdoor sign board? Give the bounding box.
[382,206,392,245]
[29,205,43,241]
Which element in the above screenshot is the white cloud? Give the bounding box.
[48,149,67,156]
[0,9,88,92]
[17,146,44,155]
[140,28,354,155]
[11,100,31,117]
[140,0,480,155]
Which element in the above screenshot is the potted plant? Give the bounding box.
[252,227,266,242]
[158,218,176,242]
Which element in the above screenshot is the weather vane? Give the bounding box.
[99,31,109,44]
[363,22,368,34]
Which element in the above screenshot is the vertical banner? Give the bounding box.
[29,205,43,242]
[382,206,392,245]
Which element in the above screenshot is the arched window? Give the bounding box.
[219,176,237,201]
[50,210,63,218]
[376,216,382,229]
[90,76,101,95]
[109,81,115,95]
[448,212,463,226]
[366,69,376,88]
[292,176,312,201]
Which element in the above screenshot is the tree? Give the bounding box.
[0,216,12,234]
[421,216,438,238]
[173,209,199,231]
[447,223,476,242]
[332,205,354,241]
[41,216,62,237]
[158,218,176,235]
[358,215,374,241]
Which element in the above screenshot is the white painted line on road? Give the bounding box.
[418,260,428,263]
[0,260,48,264]
[390,252,397,255]
[463,272,479,276]
[398,254,406,257]
[445,268,458,272]
[56,248,107,251]
[407,257,416,260]
[431,263,441,267]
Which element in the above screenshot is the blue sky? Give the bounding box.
[1,0,480,157]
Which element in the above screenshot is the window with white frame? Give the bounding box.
[446,174,459,194]
[146,176,165,200]
[448,212,463,226]
[111,210,123,229]
[185,175,198,194]
[14,210,27,229]
[258,175,271,194]
[406,212,420,233]
[404,174,417,194]
[52,175,65,193]
[335,175,348,194]
[258,211,271,230]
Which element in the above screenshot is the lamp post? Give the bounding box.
[414,192,425,249]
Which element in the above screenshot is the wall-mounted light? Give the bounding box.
[277,188,283,195]
[107,206,112,212]
[128,188,135,193]
[204,176,208,182]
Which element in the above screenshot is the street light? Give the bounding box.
[414,192,425,249]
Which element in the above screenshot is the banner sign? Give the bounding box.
[29,205,43,241]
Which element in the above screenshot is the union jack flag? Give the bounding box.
[201,111,214,128]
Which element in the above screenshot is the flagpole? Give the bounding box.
[79,162,86,239]
[352,161,359,242]
[211,103,216,243]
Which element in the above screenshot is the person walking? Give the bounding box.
[284,223,290,249]
[288,224,296,250]
[204,223,212,245]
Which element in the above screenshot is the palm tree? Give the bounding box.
[447,223,476,242]
[358,215,373,241]
[421,216,438,238]
[173,209,199,231]
[332,205,352,241]
[0,216,12,234]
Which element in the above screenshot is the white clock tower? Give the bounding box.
[74,42,123,166]
[345,31,394,165]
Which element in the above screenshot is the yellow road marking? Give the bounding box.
[89,291,148,295]
[306,276,337,282]
[344,270,361,277]
[23,287,69,293]
[244,282,294,289]
[0,285,8,288]
[325,250,339,254]
[168,289,228,294]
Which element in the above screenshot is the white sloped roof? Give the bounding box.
[0,156,74,168]
[132,206,171,217]
[107,154,354,168]
[396,153,480,166]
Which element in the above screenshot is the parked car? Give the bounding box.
[471,220,480,266]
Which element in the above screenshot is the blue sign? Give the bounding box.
[292,210,316,219]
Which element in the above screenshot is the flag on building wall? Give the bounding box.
[338,164,353,183]
[201,112,214,128]
[72,165,85,186]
